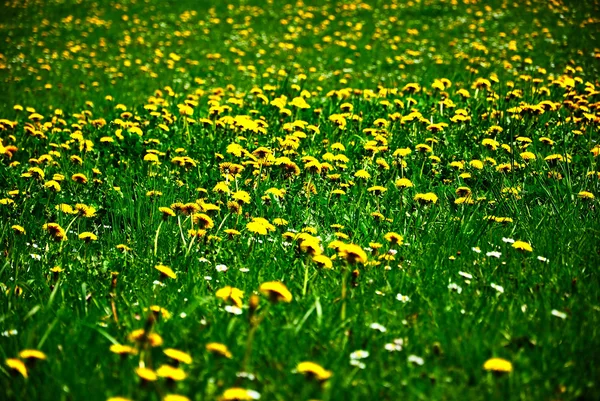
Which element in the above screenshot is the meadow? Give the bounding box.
[1,0,599,400]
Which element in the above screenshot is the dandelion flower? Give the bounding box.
[156,365,186,381]
[216,286,244,308]
[338,244,368,264]
[296,361,332,381]
[259,281,292,303]
[483,358,513,373]
[79,232,98,242]
[206,342,233,358]
[135,367,158,382]
[6,358,28,378]
[155,264,176,279]
[512,241,532,252]
[164,348,193,365]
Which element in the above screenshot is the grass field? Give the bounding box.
[1,0,600,400]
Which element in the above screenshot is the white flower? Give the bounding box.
[179,312,187,318]
[537,256,549,263]
[388,249,398,255]
[239,267,250,273]
[491,283,504,293]
[396,293,411,303]
[236,371,256,381]
[204,276,212,281]
[224,305,243,315]
[199,257,210,263]
[486,251,502,258]
[215,264,228,272]
[152,280,165,287]
[502,237,515,243]
[369,323,387,332]
[472,247,481,253]
[350,350,369,360]
[384,338,404,352]
[448,283,462,294]
[350,360,366,369]
[551,309,567,319]
[408,355,424,366]
[246,390,261,400]
[458,271,473,279]
[30,254,41,260]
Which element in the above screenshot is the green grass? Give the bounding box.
[1,0,599,400]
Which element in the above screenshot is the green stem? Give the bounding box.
[153,220,163,257]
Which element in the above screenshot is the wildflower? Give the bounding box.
[408,355,425,366]
[71,173,88,184]
[156,365,186,381]
[312,254,333,269]
[219,388,261,401]
[367,185,387,195]
[338,244,367,264]
[42,223,67,241]
[163,395,190,401]
[6,358,28,378]
[551,309,567,319]
[259,281,292,303]
[79,232,98,242]
[512,240,532,252]
[11,225,26,235]
[384,232,403,245]
[109,344,138,356]
[578,191,594,200]
[155,264,176,279]
[369,323,387,332]
[354,169,371,180]
[395,178,414,189]
[483,358,513,373]
[206,342,233,358]
[385,338,404,352]
[396,294,411,303]
[164,348,193,365]
[216,286,244,307]
[414,192,438,204]
[19,349,47,361]
[296,361,332,381]
[136,367,158,382]
[159,207,176,218]
[74,204,97,217]
[192,213,214,229]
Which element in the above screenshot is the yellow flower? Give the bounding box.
[6,358,28,378]
[71,173,88,184]
[296,361,332,381]
[135,367,158,382]
[354,169,371,180]
[312,254,333,269]
[109,344,138,356]
[414,192,438,205]
[163,395,190,401]
[338,243,367,264]
[395,178,414,189]
[155,264,176,279]
[164,348,193,365]
[384,232,403,245]
[11,225,26,235]
[107,397,132,401]
[206,342,233,358]
[74,204,97,217]
[79,232,98,242]
[42,223,67,241]
[259,281,293,303]
[483,357,513,373]
[219,388,260,401]
[192,213,214,229]
[578,191,594,200]
[159,206,176,218]
[44,180,61,191]
[19,349,47,360]
[216,286,244,308]
[512,240,532,252]
[156,365,186,381]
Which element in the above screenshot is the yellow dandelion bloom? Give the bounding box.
[512,240,533,252]
[155,264,176,279]
[578,191,594,200]
[216,286,244,308]
[79,232,97,242]
[135,367,158,382]
[19,349,47,360]
[312,254,333,269]
[483,358,513,373]
[206,342,233,358]
[338,243,368,264]
[156,365,187,381]
[6,358,28,378]
[164,348,193,365]
[259,281,293,303]
[296,361,333,381]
